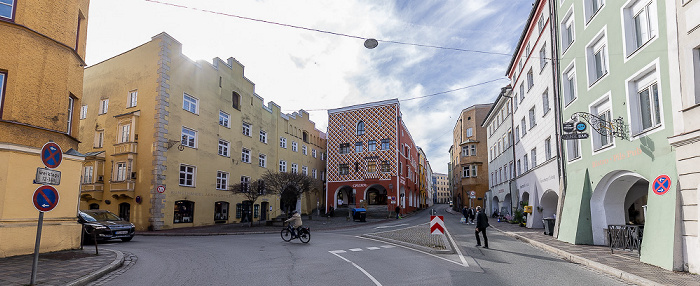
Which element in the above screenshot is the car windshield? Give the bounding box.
[83,211,122,221]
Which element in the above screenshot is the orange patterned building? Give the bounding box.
[326,99,419,216]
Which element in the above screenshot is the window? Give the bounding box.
[584,0,604,22]
[219,111,230,128]
[339,164,349,175]
[280,137,287,148]
[472,165,478,177]
[567,139,581,162]
[623,0,657,55]
[241,148,251,163]
[218,139,230,157]
[279,160,287,172]
[466,128,473,137]
[628,65,662,135]
[312,149,317,158]
[339,143,350,154]
[312,169,317,179]
[545,137,552,160]
[240,176,250,192]
[367,161,377,173]
[232,92,240,110]
[591,97,613,150]
[127,90,138,108]
[695,48,700,104]
[368,140,376,152]
[471,145,476,156]
[181,127,196,148]
[564,64,577,105]
[561,9,575,51]
[539,45,547,71]
[527,69,534,90]
[517,160,522,175]
[216,171,229,190]
[183,93,198,114]
[462,146,469,157]
[526,42,531,57]
[524,154,529,172]
[95,131,104,148]
[99,99,109,115]
[381,139,390,150]
[80,105,87,119]
[587,31,608,85]
[179,164,195,186]
[531,148,537,168]
[174,200,194,223]
[302,166,308,175]
[67,96,74,135]
[542,91,550,115]
[462,166,470,178]
[538,15,545,32]
[519,83,525,102]
[515,127,520,143]
[381,161,390,173]
[356,121,365,136]
[0,0,16,20]
[528,107,536,129]
[302,145,307,155]
[242,122,251,136]
[83,166,93,184]
[259,154,267,168]
[355,142,363,153]
[113,161,127,181]
[637,82,661,132]
[259,130,267,143]
[521,118,527,135]
[119,123,130,143]
[303,131,308,143]
[292,141,298,152]
[514,93,519,110]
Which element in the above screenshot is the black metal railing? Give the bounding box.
[607,224,643,256]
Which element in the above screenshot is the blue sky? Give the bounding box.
[85,0,534,174]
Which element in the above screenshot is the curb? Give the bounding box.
[360,233,454,254]
[492,226,661,286]
[66,249,124,286]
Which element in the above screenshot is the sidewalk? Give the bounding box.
[491,221,700,286]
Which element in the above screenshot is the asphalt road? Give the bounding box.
[91,205,630,286]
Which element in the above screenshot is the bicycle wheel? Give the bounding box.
[281,228,292,242]
[299,229,310,243]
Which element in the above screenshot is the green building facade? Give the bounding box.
[555,0,681,270]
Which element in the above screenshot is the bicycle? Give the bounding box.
[281,223,311,243]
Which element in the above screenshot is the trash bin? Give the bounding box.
[543,218,555,236]
[352,208,366,222]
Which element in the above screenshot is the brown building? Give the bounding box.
[450,104,491,210]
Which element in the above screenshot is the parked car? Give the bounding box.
[78,210,135,242]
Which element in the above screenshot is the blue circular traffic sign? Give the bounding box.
[41,142,62,169]
[33,185,59,212]
[653,175,671,195]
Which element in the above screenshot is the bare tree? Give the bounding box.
[260,170,322,215]
[229,179,266,227]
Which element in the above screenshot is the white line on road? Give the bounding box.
[358,236,469,268]
[375,223,408,229]
[329,251,383,286]
[445,229,469,268]
[329,250,346,254]
[349,248,363,252]
[380,245,395,248]
[367,247,381,250]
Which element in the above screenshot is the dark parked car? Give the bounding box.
[78,210,135,242]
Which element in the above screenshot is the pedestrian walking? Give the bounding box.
[475,206,489,248]
[395,205,401,219]
[468,207,476,224]
[461,207,468,223]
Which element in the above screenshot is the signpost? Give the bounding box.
[31,142,62,285]
[652,175,671,195]
[430,215,445,234]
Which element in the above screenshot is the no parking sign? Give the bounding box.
[652,175,671,195]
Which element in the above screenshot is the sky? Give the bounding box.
[85,0,534,174]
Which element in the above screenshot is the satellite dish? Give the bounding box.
[364,38,378,49]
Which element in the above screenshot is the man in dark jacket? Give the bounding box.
[475,206,489,248]
[461,207,469,223]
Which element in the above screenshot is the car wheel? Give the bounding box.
[121,236,133,242]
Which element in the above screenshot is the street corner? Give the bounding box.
[360,224,455,255]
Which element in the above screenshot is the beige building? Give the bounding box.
[78,33,326,231]
[0,0,90,257]
[450,104,491,209]
[433,173,450,204]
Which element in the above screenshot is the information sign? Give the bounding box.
[34,168,61,185]
[562,133,589,140]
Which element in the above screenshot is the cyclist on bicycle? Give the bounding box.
[284,210,303,238]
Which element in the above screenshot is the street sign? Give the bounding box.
[156,185,166,193]
[563,122,575,133]
[652,175,671,195]
[562,133,589,140]
[40,142,62,169]
[575,122,587,132]
[33,185,59,212]
[469,191,476,199]
[430,215,445,234]
[34,168,61,185]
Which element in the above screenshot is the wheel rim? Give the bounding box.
[281,229,292,242]
[299,231,310,243]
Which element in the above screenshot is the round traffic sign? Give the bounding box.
[41,142,63,169]
[653,175,671,195]
[575,122,587,132]
[33,185,59,212]
[156,185,166,193]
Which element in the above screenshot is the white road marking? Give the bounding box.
[375,223,408,229]
[349,248,363,252]
[445,229,469,267]
[380,245,395,248]
[358,236,469,268]
[367,247,381,250]
[329,251,383,286]
[329,250,346,254]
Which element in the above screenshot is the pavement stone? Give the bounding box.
[362,223,451,254]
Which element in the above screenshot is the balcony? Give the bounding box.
[81,182,104,201]
[110,180,136,199]
[114,142,138,155]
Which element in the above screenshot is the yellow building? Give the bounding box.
[0,0,90,257]
[78,33,326,231]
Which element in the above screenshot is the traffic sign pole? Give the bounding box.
[30,212,44,285]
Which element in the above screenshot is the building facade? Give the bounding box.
[78,33,326,231]
[450,104,491,210]
[506,0,563,229]
[433,173,450,204]
[326,99,419,216]
[556,0,681,270]
[667,0,700,274]
[483,86,517,219]
[0,0,90,257]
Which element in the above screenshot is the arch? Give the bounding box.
[334,185,354,208]
[502,193,513,216]
[89,203,100,210]
[356,121,365,136]
[364,184,388,205]
[590,170,649,245]
[540,190,558,219]
[521,192,530,206]
[118,202,131,221]
[491,195,500,217]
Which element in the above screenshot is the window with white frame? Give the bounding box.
[381,139,390,150]
[259,154,266,168]
[540,44,547,71]
[520,83,525,102]
[525,42,531,58]
[280,137,287,148]
[515,126,520,143]
[80,105,87,119]
[292,141,298,152]
[695,48,700,104]
[584,0,604,22]
[216,171,229,190]
[462,166,470,178]
[312,169,317,179]
[471,144,476,156]
[472,165,478,177]
[587,31,608,85]
[567,138,581,162]
[242,122,251,137]
[67,97,74,135]
[183,93,198,114]
[628,67,662,135]
[545,137,552,160]
[95,131,104,148]
[527,69,534,90]
[291,163,298,173]
[531,148,537,168]
[312,149,317,158]
[517,160,522,175]
[259,130,267,143]
[302,145,307,155]
[528,107,536,129]
[83,166,93,184]
[542,90,550,115]
[368,140,376,152]
[302,166,308,175]
[127,90,138,108]
[219,111,230,128]
[0,0,16,20]
[462,146,469,157]
[523,154,529,172]
[99,99,109,115]
[116,162,127,181]
[181,127,196,148]
[521,118,527,135]
[623,0,657,55]
[218,139,230,157]
[466,128,473,137]
[591,96,613,150]
[355,142,363,153]
[561,8,575,51]
[563,64,577,105]
[241,148,251,163]
[240,176,250,191]
[356,121,365,136]
[279,160,287,172]
[119,123,130,143]
[538,15,545,32]
[179,165,196,187]
[339,143,350,154]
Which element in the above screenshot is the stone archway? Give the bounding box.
[540,190,558,219]
[503,193,513,217]
[334,185,353,208]
[590,170,649,245]
[491,196,500,217]
[364,184,388,205]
